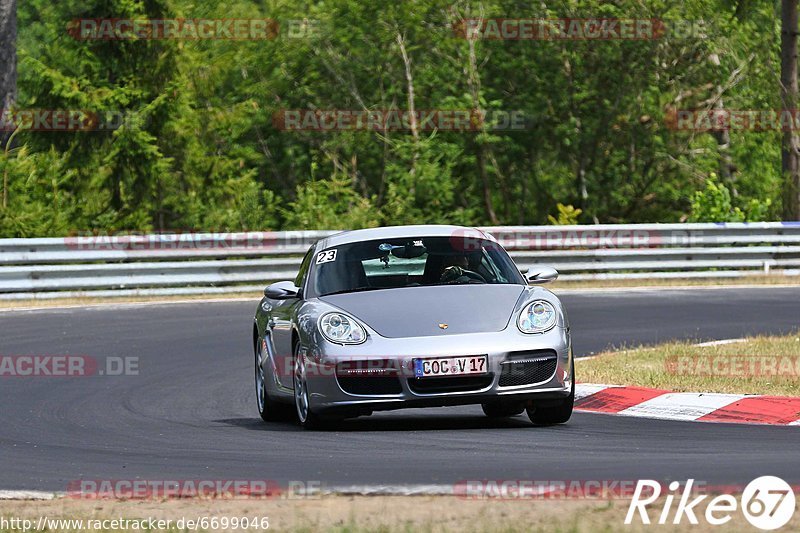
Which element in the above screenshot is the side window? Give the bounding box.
[294,247,314,289]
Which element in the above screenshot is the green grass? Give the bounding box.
[576,333,800,396]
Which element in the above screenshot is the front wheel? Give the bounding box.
[481,402,525,418]
[293,345,332,430]
[526,379,574,425]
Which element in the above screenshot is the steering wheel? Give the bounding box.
[440,266,486,283]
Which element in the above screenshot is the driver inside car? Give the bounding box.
[439,254,478,283]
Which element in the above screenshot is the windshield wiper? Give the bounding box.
[322,286,385,296]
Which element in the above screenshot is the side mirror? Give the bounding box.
[526,266,558,285]
[264,281,300,300]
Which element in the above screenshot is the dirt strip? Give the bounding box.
[1,494,796,532]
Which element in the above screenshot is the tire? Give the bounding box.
[526,378,574,425]
[255,337,295,422]
[293,343,334,430]
[481,402,525,418]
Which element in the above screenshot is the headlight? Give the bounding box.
[517,300,557,333]
[319,312,367,344]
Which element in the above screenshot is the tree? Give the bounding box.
[0,0,789,236]
[0,0,14,131]
[782,0,800,220]
[0,0,16,209]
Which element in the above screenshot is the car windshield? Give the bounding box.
[310,236,525,297]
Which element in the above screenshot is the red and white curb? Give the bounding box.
[576,384,800,425]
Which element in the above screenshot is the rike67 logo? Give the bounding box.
[626,476,796,530]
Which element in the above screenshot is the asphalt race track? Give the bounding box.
[1,286,798,491]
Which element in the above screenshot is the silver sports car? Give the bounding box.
[253,225,573,429]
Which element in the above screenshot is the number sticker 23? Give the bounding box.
[316,249,337,264]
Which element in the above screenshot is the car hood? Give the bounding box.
[319,284,526,338]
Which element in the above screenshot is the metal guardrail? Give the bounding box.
[1,223,799,299]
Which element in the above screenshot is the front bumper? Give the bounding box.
[301,326,572,416]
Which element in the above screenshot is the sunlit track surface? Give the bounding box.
[0,287,798,491]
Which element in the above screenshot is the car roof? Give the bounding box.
[316,224,493,250]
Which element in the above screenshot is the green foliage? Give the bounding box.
[689,178,745,222]
[0,145,78,236]
[282,175,379,230]
[547,203,583,225]
[382,135,474,225]
[0,0,789,236]
[688,175,773,222]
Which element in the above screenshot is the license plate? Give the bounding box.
[413,355,488,378]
